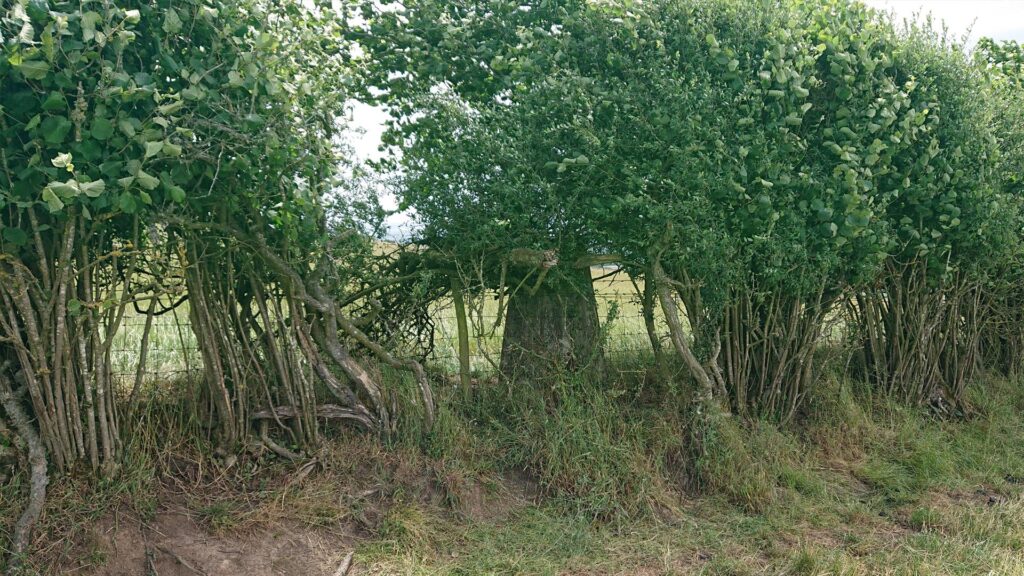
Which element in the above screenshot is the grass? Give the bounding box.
[108,302,201,389]
[352,373,1024,575]
[6,368,1024,574]
[107,269,659,396]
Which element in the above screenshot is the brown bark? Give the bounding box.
[451,277,472,401]
[853,261,980,409]
[0,370,48,573]
[499,264,604,386]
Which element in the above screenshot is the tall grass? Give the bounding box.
[362,367,1024,575]
[8,333,1024,574]
[108,304,201,391]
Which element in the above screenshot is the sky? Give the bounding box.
[346,1,1024,239]
[862,0,1024,45]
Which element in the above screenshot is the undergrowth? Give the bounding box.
[4,358,1024,574]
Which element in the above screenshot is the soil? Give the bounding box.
[61,465,537,576]
[28,438,540,575]
[82,509,353,576]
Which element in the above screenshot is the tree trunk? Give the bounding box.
[499,266,603,386]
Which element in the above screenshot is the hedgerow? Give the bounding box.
[2,0,1024,556]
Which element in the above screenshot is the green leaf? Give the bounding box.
[46,180,79,196]
[118,119,136,138]
[144,141,163,158]
[181,86,205,101]
[79,179,106,198]
[118,192,138,214]
[163,9,182,34]
[156,100,183,115]
[16,60,49,80]
[81,11,102,42]
[26,0,49,23]
[40,26,54,59]
[162,142,182,157]
[135,170,159,190]
[91,117,115,140]
[2,227,28,247]
[41,92,65,111]
[42,187,65,212]
[167,184,186,203]
[41,116,72,144]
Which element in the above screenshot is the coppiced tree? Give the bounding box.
[848,20,1010,409]
[972,39,1024,377]
[357,0,613,388]
[359,0,1016,481]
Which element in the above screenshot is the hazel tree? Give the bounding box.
[359,0,643,386]
[972,38,1024,374]
[0,0,432,488]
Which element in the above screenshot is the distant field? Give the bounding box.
[426,266,667,373]
[112,266,670,383]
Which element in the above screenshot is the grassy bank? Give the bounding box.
[4,360,1024,574]
[351,372,1024,575]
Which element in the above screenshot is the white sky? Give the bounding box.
[863,0,1024,45]
[348,101,389,163]
[346,0,1024,238]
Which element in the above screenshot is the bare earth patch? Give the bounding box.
[77,506,355,576]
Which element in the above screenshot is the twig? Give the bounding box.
[155,545,207,576]
[259,421,302,462]
[333,552,354,576]
[145,545,160,576]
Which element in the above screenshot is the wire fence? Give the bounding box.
[424,285,661,374]
[110,307,202,385]
[110,270,664,385]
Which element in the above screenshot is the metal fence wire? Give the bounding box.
[111,307,202,384]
